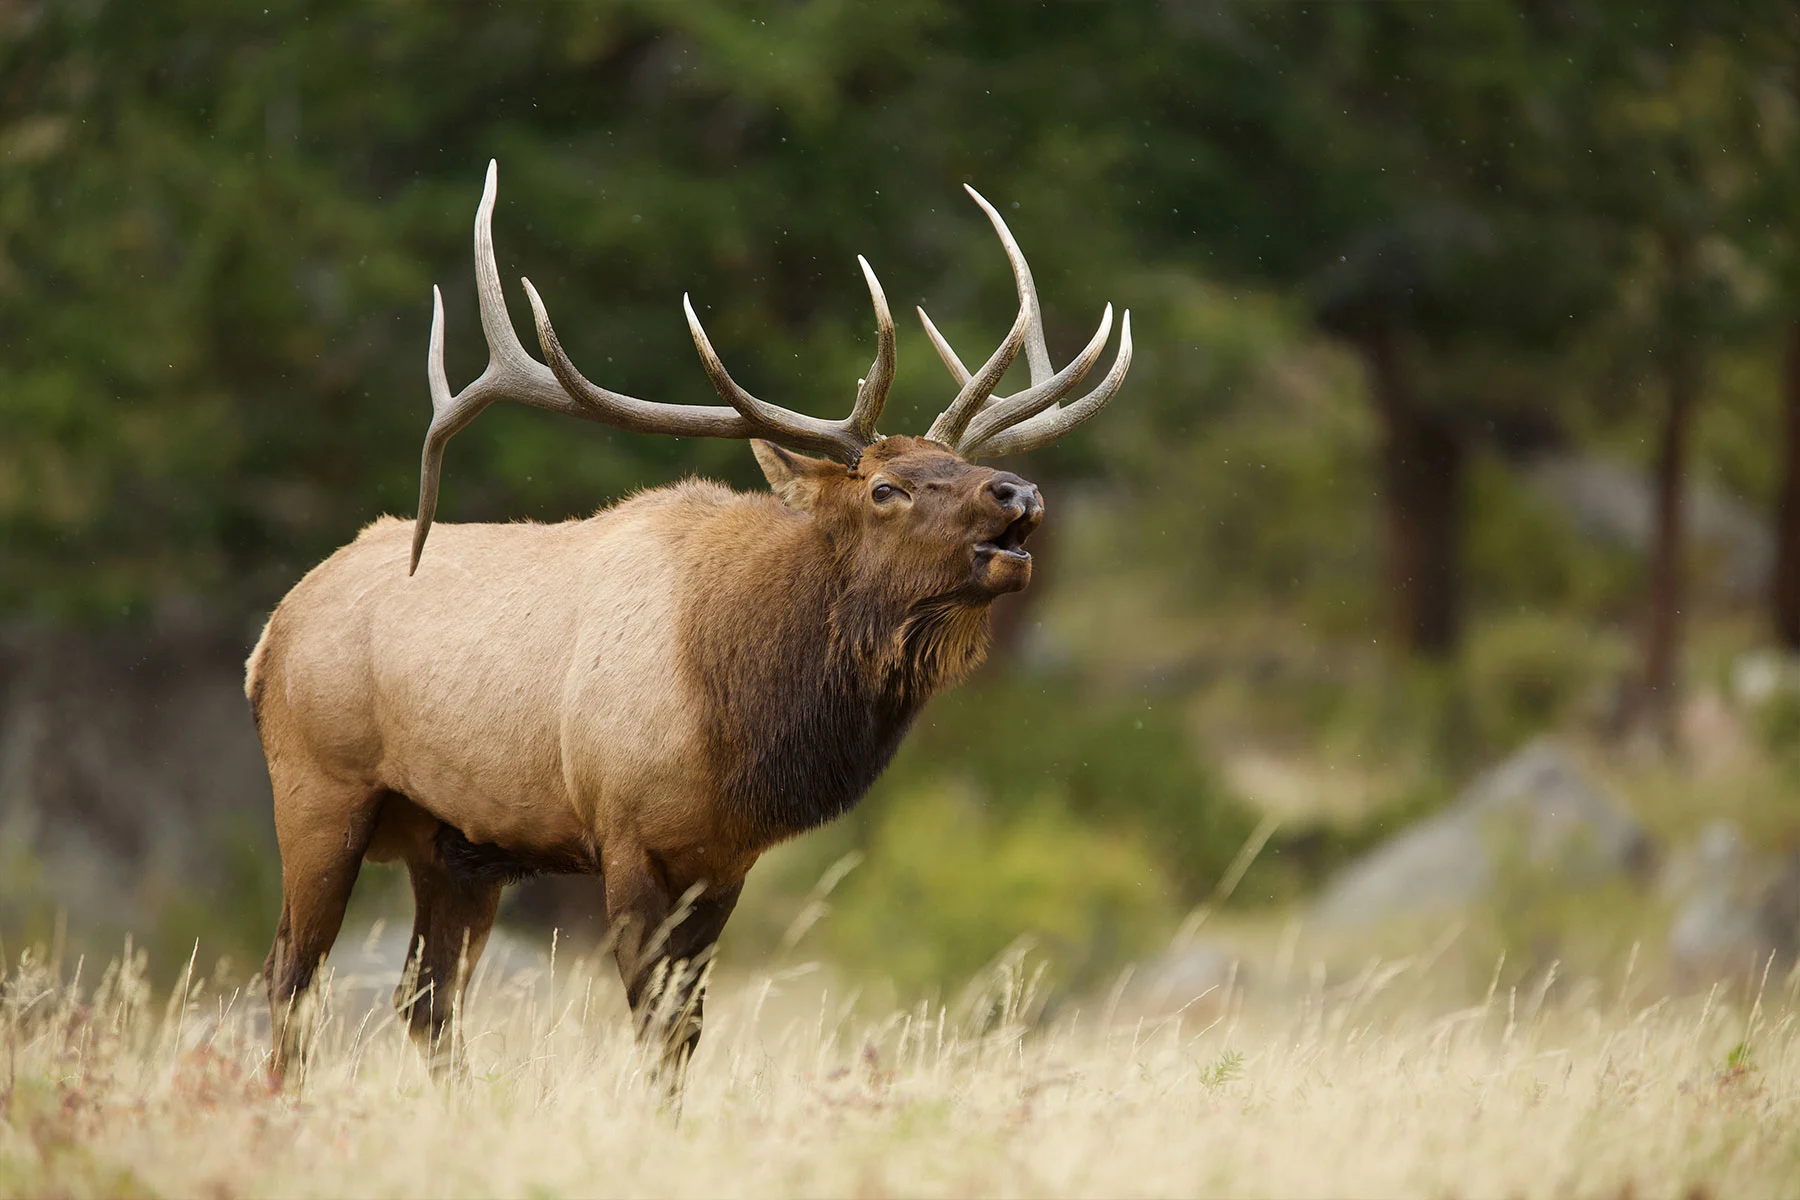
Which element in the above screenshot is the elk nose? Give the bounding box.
[988,475,1041,517]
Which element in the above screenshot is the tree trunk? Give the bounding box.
[1639,249,1702,726]
[1773,320,1800,650]
[1359,322,1465,659]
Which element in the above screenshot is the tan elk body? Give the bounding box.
[247,163,1132,1082]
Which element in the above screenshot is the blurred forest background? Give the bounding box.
[7,0,1800,1003]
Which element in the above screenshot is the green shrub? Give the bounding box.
[826,782,1176,994]
[1464,455,1640,619]
[1751,687,1800,762]
[1132,408,1382,638]
[1462,612,1625,756]
[883,677,1259,900]
[798,674,1256,994]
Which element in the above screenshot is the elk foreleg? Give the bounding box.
[603,846,742,1085]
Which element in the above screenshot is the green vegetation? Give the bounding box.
[8,2,1800,997]
[825,782,1173,994]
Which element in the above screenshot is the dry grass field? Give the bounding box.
[2,935,1798,1200]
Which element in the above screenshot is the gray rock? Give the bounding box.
[0,616,603,959]
[1135,942,1241,1012]
[214,921,558,1049]
[1665,820,1800,982]
[310,921,557,1026]
[1312,741,1654,928]
[1729,651,1800,708]
[1527,455,1771,603]
[0,619,275,937]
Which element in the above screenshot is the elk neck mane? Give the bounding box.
[677,489,993,846]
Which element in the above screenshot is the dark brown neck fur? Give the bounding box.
[678,498,991,847]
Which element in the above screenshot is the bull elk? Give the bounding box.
[246,162,1132,1083]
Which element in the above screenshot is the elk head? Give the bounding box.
[409,162,1133,580]
[751,435,1044,600]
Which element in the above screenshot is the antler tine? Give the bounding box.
[670,292,877,460]
[918,183,1135,460]
[961,184,1052,384]
[921,185,1059,447]
[916,307,971,386]
[677,292,782,425]
[957,303,1113,452]
[413,160,594,575]
[849,255,896,442]
[963,311,1133,459]
[923,302,1031,445]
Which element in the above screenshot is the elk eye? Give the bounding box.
[872,483,897,502]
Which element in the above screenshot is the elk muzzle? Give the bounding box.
[972,473,1043,594]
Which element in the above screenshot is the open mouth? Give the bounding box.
[975,513,1036,561]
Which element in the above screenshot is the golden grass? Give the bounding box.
[2,939,1798,1199]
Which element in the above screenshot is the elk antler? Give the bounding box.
[668,252,894,453]
[412,161,895,572]
[920,186,1133,459]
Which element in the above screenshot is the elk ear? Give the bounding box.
[752,440,842,512]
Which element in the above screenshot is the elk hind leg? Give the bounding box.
[264,777,381,1085]
[395,841,502,1076]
